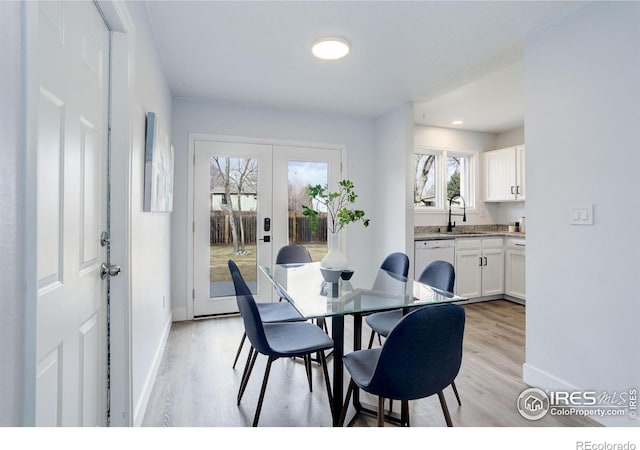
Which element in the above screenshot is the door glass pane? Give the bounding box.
[209,156,258,297]
[288,161,328,262]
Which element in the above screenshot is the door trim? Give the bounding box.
[186,133,346,320]
[98,0,136,427]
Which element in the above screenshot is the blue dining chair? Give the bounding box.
[365,260,461,405]
[367,252,410,346]
[339,303,465,427]
[229,260,334,426]
[274,244,312,301]
[379,252,410,280]
[231,253,306,369]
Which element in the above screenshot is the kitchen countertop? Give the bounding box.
[415,231,526,241]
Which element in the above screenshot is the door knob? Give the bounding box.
[101,263,121,279]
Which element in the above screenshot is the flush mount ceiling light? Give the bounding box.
[452,120,464,125]
[312,37,350,60]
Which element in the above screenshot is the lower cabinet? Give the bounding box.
[454,238,504,298]
[505,238,526,300]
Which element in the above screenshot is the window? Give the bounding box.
[414,148,476,210]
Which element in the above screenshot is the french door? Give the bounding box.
[192,138,342,317]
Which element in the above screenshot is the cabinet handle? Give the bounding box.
[478,257,483,267]
[511,186,515,195]
[516,185,521,195]
[483,256,488,266]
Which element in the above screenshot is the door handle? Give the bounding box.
[100,263,121,280]
[259,236,271,243]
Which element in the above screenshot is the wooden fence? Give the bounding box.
[210,212,326,244]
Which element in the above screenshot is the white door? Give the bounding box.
[36,1,109,426]
[193,141,274,316]
[193,139,343,316]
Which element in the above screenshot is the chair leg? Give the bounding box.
[401,400,410,427]
[339,380,355,426]
[367,330,376,349]
[239,346,255,393]
[318,351,333,417]
[377,396,385,427]
[451,381,462,405]
[232,332,247,369]
[304,354,313,392]
[238,348,258,405]
[437,391,453,427]
[252,356,275,427]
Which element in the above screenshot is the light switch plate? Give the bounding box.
[569,204,593,225]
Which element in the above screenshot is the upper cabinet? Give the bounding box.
[484,145,525,202]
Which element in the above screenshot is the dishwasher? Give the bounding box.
[414,240,455,279]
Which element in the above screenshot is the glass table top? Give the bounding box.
[259,262,466,319]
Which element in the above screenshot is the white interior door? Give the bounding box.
[36,1,109,426]
[193,141,273,316]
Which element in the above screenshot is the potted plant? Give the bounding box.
[303,179,370,269]
[508,221,517,233]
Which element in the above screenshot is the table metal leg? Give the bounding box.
[330,315,344,426]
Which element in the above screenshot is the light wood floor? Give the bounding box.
[141,300,597,427]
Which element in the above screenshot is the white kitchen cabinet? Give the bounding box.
[484,145,525,201]
[454,238,504,298]
[505,238,526,300]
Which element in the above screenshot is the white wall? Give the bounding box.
[0,1,24,426]
[125,2,174,425]
[171,99,375,319]
[372,104,414,267]
[524,1,640,426]
[413,125,497,227]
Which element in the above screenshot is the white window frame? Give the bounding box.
[413,146,478,213]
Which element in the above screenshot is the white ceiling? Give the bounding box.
[145,1,585,133]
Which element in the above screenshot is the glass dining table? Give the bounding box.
[259,262,466,426]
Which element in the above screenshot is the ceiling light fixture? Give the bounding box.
[452,120,464,125]
[312,37,350,60]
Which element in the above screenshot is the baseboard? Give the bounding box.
[503,294,525,305]
[522,362,579,392]
[133,314,173,426]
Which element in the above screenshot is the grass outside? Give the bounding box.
[210,242,327,282]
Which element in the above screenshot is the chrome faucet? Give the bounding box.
[446,194,467,232]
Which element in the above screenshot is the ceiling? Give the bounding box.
[145,1,585,133]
